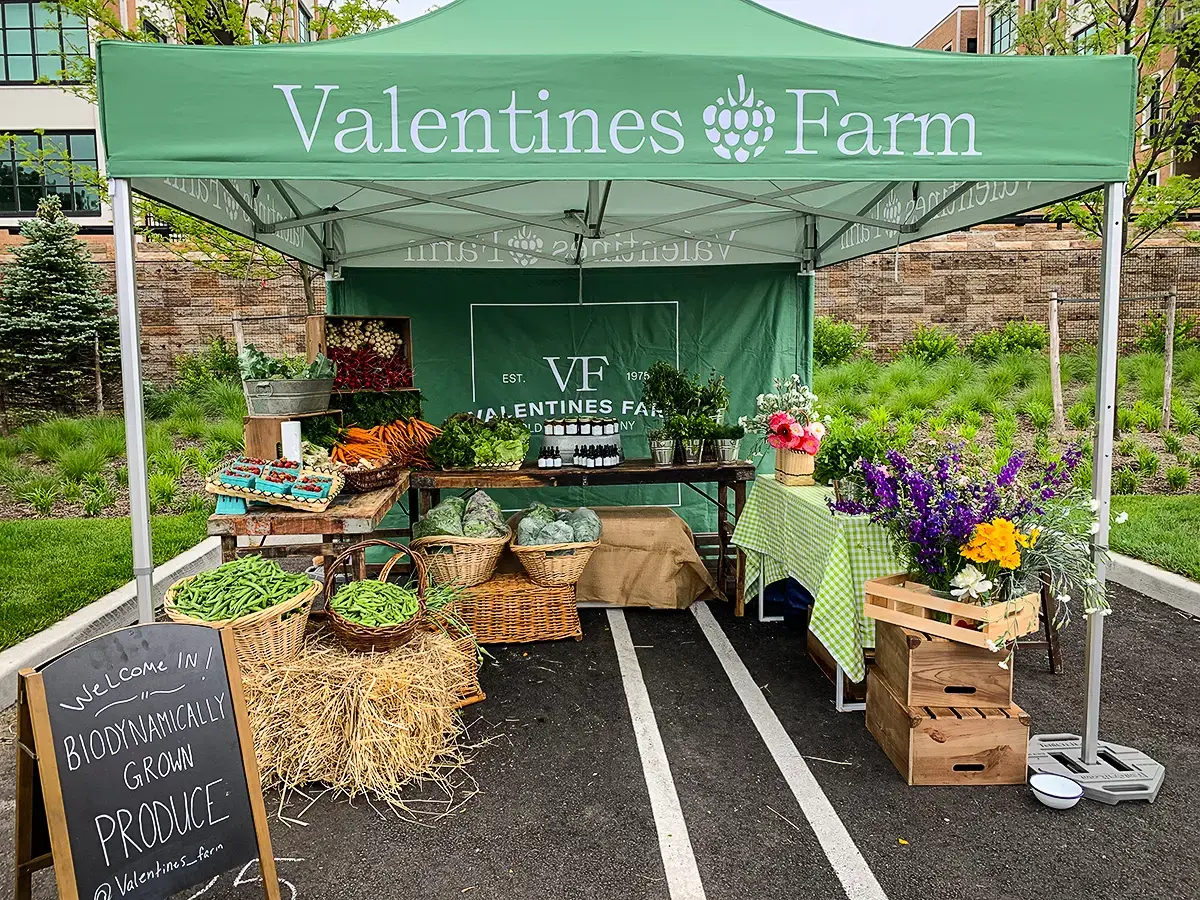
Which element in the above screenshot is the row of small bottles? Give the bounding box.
[576,444,621,468]
[544,417,620,436]
[536,448,563,468]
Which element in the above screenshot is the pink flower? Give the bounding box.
[768,411,795,432]
[797,434,820,454]
[808,421,826,440]
[767,433,789,450]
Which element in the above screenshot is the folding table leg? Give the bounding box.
[835,663,866,713]
[758,554,783,623]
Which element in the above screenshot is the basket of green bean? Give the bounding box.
[164,555,319,666]
[324,540,429,651]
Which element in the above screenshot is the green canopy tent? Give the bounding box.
[95,0,1152,799]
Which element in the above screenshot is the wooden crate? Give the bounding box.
[243,409,341,460]
[866,671,1030,786]
[807,627,873,704]
[874,621,1013,708]
[307,314,414,379]
[864,574,1039,649]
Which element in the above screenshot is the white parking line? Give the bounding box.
[691,602,890,900]
[608,609,707,900]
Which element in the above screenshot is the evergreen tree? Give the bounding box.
[0,196,117,414]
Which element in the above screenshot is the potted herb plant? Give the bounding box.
[712,423,745,463]
[648,427,675,467]
[740,374,827,485]
[667,414,714,466]
[813,419,884,503]
[698,371,731,424]
[238,345,336,416]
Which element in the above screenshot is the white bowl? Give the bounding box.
[1030,773,1084,810]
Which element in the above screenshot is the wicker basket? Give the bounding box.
[424,603,486,707]
[163,577,318,667]
[341,459,405,493]
[323,540,426,651]
[509,539,600,587]
[459,573,582,644]
[410,529,510,588]
[775,447,816,486]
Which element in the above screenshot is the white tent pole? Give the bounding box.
[1084,179,1125,763]
[111,178,155,623]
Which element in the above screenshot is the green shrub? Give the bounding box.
[994,415,1017,447]
[205,419,245,452]
[1164,432,1184,455]
[813,417,884,484]
[16,476,61,514]
[1192,453,1200,472]
[174,337,240,395]
[901,324,959,363]
[947,382,1003,419]
[1134,444,1160,476]
[146,423,174,458]
[183,446,220,477]
[1113,466,1140,495]
[0,457,33,488]
[80,472,109,493]
[115,465,129,487]
[197,381,247,420]
[813,316,868,368]
[1117,437,1140,457]
[1074,459,1093,491]
[1021,399,1053,431]
[958,421,979,441]
[183,491,212,515]
[22,419,87,462]
[56,445,107,482]
[1116,407,1138,432]
[1060,350,1097,385]
[1172,401,1200,436]
[59,479,83,504]
[967,320,1050,360]
[1067,401,1093,430]
[0,437,20,461]
[142,381,183,420]
[1121,352,1164,404]
[1137,311,1199,353]
[865,406,892,430]
[148,473,177,512]
[1166,465,1192,492]
[1133,400,1163,432]
[151,449,185,480]
[85,416,126,459]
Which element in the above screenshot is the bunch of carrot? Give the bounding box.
[330,418,442,469]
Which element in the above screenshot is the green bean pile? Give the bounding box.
[330,580,420,627]
[172,556,313,622]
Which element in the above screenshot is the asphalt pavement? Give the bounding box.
[1,584,1195,900]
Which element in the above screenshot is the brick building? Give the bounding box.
[913,5,978,52]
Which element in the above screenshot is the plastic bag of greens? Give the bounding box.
[529,519,574,546]
[566,507,602,543]
[413,496,467,539]
[516,516,544,546]
[462,490,506,538]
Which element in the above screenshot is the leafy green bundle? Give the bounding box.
[426,413,530,469]
[238,344,335,381]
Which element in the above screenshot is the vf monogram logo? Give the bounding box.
[544,355,609,392]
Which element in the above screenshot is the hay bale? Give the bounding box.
[241,627,479,808]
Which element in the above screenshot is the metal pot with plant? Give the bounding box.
[668,414,715,466]
[713,423,745,463]
[813,418,883,502]
[698,370,731,424]
[648,427,676,467]
[642,360,700,420]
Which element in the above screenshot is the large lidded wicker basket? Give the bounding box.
[458,573,582,644]
[410,529,510,588]
[163,576,319,667]
[323,540,427,651]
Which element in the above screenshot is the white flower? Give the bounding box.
[1089,498,1100,512]
[998,658,1010,670]
[1089,521,1101,535]
[1115,511,1129,525]
[986,639,1002,653]
[950,565,994,602]
[1056,593,1072,605]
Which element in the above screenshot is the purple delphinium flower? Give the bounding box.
[997,451,1027,488]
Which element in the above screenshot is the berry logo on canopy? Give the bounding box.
[703,75,775,163]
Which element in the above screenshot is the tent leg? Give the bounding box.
[111,178,155,624]
[1028,181,1164,804]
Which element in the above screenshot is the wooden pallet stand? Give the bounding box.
[243,409,341,460]
[864,574,1040,649]
[874,621,1013,708]
[866,670,1030,786]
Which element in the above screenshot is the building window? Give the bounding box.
[990,12,1016,54]
[943,41,952,51]
[1147,171,1159,188]
[1146,75,1163,143]
[1,0,88,83]
[297,2,312,41]
[1074,22,1098,53]
[966,37,977,53]
[141,18,167,43]
[0,131,100,216]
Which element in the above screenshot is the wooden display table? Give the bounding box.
[409,460,756,613]
[208,475,411,578]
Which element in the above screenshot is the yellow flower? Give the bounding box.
[961,518,1024,569]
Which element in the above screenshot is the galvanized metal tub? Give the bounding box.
[244,378,334,416]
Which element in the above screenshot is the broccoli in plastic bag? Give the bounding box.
[462,490,506,538]
[413,496,467,539]
[529,519,574,546]
[566,507,602,543]
[523,503,556,527]
[516,516,544,546]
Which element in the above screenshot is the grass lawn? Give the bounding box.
[0,512,209,650]
[1110,495,1200,582]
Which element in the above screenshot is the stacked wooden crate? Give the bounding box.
[866,620,1031,786]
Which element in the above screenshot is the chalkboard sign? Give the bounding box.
[14,624,279,900]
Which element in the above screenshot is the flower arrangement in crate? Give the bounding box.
[832,441,1120,655]
[739,374,828,485]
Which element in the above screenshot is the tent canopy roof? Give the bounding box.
[94,0,1135,270]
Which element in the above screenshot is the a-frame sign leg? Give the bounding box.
[13,674,52,900]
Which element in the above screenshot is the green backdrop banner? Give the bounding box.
[331,265,810,531]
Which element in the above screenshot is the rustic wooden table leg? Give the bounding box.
[733,480,747,617]
[408,486,420,532]
[716,479,729,595]
[221,534,237,562]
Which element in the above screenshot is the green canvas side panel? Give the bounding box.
[330,265,804,532]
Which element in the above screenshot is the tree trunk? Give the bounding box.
[300,261,316,315]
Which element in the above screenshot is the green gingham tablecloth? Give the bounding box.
[732,477,900,682]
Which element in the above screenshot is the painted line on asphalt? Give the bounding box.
[608,609,707,900]
[691,602,889,900]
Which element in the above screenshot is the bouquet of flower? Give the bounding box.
[741,375,828,455]
[832,440,1117,627]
